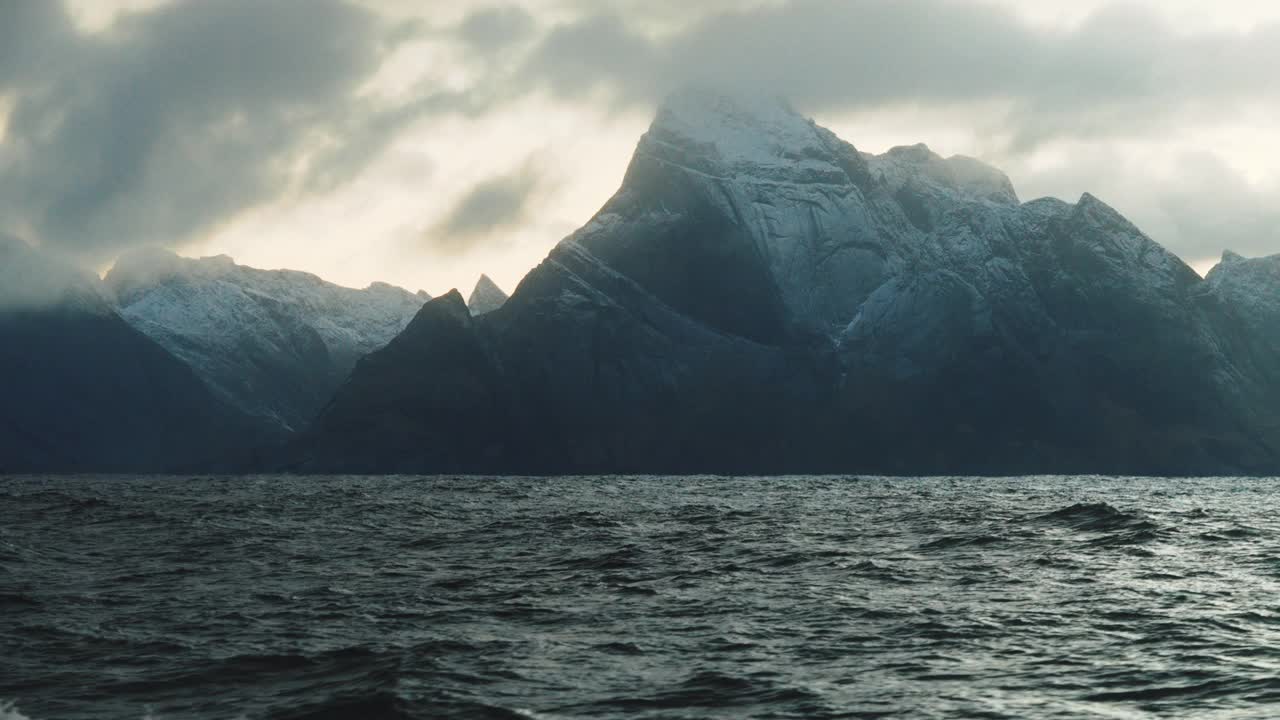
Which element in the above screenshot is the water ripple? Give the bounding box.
[1,475,1279,719]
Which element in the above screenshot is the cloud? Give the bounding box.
[302,87,485,194]
[0,232,107,311]
[456,5,537,51]
[518,0,1280,150]
[0,1,73,90]
[428,160,546,254]
[1155,155,1280,263]
[0,0,410,262]
[2,0,1276,287]
[1008,147,1280,268]
[525,13,661,100]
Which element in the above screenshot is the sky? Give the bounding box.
[1,0,1277,295]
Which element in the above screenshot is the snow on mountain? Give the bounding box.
[106,248,430,432]
[622,88,1204,343]
[1206,251,1280,320]
[1204,251,1280,388]
[862,144,1019,206]
[648,87,850,182]
[467,274,509,316]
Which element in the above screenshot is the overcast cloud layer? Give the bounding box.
[527,0,1280,147]
[0,0,1276,292]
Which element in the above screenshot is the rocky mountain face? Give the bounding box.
[0,238,263,472]
[1205,252,1280,354]
[106,249,430,433]
[292,89,1280,475]
[467,274,509,316]
[1200,251,1280,438]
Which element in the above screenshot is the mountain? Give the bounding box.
[1205,251,1280,351]
[467,274,509,316]
[1200,251,1280,434]
[106,249,430,433]
[0,237,262,472]
[293,88,1280,475]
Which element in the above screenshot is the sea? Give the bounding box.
[1,475,1278,719]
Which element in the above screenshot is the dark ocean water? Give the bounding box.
[2,476,1279,719]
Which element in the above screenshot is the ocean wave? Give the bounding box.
[597,670,825,712]
[6,475,1280,719]
[1034,502,1147,529]
[556,544,649,570]
[2,490,113,511]
[267,691,416,720]
[0,592,40,608]
[0,701,32,720]
[0,702,201,720]
[920,534,1006,550]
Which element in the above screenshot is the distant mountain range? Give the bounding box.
[290,89,1280,475]
[107,249,430,433]
[2,89,1278,474]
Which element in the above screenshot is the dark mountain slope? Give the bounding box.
[0,239,265,472]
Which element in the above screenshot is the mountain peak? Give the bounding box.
[106,247,190,304]
[1075,192,1127,223]
[1207,250,1280,285]
[641,86,846,181]
[654,86,799,132]
[885,143,936,162]
[110,245,182,273]
[864,145,1018,205]
[467,274,509,316]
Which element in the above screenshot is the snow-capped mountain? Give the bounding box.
[1203,251,1280,426]
[107,249,430,433]
[293,88,1280,475]
[467,274,509,316]
[0,238,261,472]
[1206,251,1280,333]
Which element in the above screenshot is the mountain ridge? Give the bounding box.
[106,247,430,433]
[286,88,1280,475]
[3,89,1276,474]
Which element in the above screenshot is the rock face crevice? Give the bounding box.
[291,89,1280,475]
